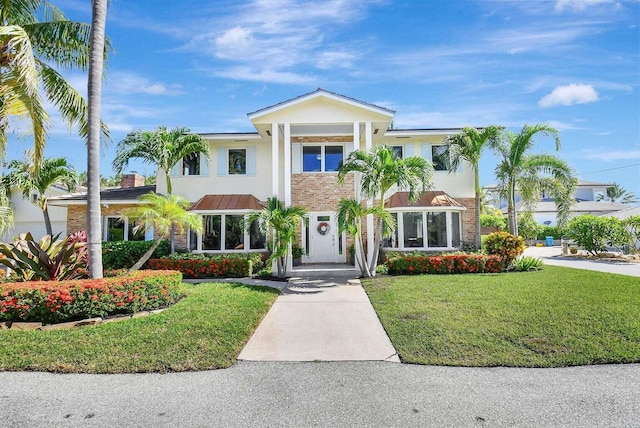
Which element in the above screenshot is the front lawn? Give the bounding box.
[364,265,640,367]
[0,282,279,373]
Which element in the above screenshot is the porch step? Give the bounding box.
[291,264,357,277]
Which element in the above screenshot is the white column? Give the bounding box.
[353,121,360,151]
[271,122,279,197]
[365,120,374,263]
[284,122,291,206]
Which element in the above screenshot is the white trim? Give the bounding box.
[385,129,463,137]
[200,133,262,140]
[284,122,291,206]
[383,210,462,251]
[272,123,279,196]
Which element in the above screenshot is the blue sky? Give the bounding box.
[6,0,640,196]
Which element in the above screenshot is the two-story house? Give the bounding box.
[54,89,477,266]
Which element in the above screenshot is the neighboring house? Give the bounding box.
[486,180,624,226]
[53,89,478,265]
[0,184,75,242]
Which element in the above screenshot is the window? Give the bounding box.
[431,145,451,171]
[183,152,201,176]
[382,211,461,250]
[197,214,266,252]
[228,149,247,175]
[391,145,403,159]
[302,145,344,172]
[104,217,146,241]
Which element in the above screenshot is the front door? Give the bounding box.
[305,212,344,264]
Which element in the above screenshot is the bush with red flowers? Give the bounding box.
[386,254,505,275]
[146,254,261,279]
[0,270,181,324]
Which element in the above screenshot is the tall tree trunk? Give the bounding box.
[128,237,163,272]
[42,205,52,236]
[508,180,518,236]
[87,0,107,278]
[474,167,481,250]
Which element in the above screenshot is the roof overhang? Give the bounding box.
[385,191,466,210]
[190,194,264,212]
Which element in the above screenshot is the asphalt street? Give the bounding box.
[2,361,639,427]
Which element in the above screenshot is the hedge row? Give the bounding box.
[146,256,254,279]
[386,254,505,275]
[102,240,171,270]
[0,270,182,324]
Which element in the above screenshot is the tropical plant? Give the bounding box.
[0,177,13,235]
[0,0,110,165]
[336,198,394,277]
[247,197,306,279]
[0,232,87,281]
[337,145,433,277]
[480,213,506,230]
[120,193,203,272]
[510,255,544,272]
[446,126,502,249]
[596,183,639,204]
[480,188,502,215]
[567,215,629,255]
[492,124,577,236]
[5,152,76,235]
[483,231,525,266]
[517,212,543,243]
[624,215,640,252]
[112,126,209,195]
[87,0,109,278]
[102,239,170,270]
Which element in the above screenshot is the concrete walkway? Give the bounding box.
[238,271,400,362]
[524,246,640,277]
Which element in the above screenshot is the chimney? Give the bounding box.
[120,173,145,188]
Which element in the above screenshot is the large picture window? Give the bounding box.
[196,214,266,252]
[382,211,462,250]
[104,217,146,241]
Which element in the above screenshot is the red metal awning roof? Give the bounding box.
[191,194,265,211]
[385,191,463,208]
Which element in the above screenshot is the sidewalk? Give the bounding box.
[524,246,640,277]
[238,272,400,362]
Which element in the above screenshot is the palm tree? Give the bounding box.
[87,0,108,278]
[338,145,433,276]
[247,197,306,279]
[492,124,577,236]
[336,198,394,278]
[112,126,209,194]
[0,0,110,166]
[446,125,501,249]
[121,193,203,272]
[0,176,13,235]
[597,183,639,204]
[6,152,76,236]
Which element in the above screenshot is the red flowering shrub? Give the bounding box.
[483,232,525,266]
[0,270,181,324]
[146,257,251,278]
[386,254,505,275]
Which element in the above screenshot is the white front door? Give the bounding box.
[306,212,345,264]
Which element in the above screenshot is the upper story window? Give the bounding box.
[228,149,247,175]
[391,145,403,159]
[302,144,344,173]
[431,144,451,171]
[172,152,208,177]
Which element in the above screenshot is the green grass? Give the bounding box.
[0,282,279,373]
[364,265,640,367]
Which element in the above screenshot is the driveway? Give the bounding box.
[1,362,639,427]
[524,246,640,277]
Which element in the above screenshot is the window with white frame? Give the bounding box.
[302,144,344,172]
[228,149,247,175]
[391,145,403,159]
[172,152,209,177]
[216,146,256,176]
[382,210,462,250]
[194,214,266,252]
[103,217,146,241]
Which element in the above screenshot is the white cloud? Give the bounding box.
[213,66,315,85]
[315,50,356,69]
[106,72,184,96]
[583,150,640,161]
[555,0,618,12]
[538,84,599,107]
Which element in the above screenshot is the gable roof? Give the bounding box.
[385,191,464,209]
[247,88,395,120]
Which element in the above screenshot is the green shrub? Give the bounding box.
[102,240,170,269]
[0,233,87,281]
[480,213,506,230]
[161,252,266,272]
[0,270,181,324]
[510,255,544,271]
[624,215,640,251]
[386,253,505,275]
[517,214,543,241]
[567,215,629,255]
[483,232,525,266]
[537,225,567,240]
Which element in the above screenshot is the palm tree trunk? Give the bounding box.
[87,0,107,279]
[42,206,53,236]
[474,167,481,249]
[508,179,518,236]
[128,237,163,272]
